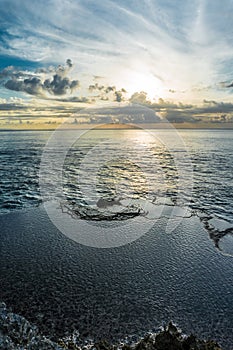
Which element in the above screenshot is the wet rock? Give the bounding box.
[94,339,113,350]
[0,302,223,350]
[0,302,63,349]
[133,323,222,350]
[60,201,142,221]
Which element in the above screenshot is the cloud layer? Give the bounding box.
[1,0,233,126]
[1,60,80,97]
[1,0,233,103]
[1,92,233,126]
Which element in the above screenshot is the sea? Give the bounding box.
[0,129,233,349]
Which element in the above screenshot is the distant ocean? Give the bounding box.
[0,129,233,349]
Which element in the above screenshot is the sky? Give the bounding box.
[1,0,233,127]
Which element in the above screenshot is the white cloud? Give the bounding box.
[1,0,233,103]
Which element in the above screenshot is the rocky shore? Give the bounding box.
[0,302,222,350]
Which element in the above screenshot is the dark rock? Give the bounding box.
[154,329,183,350]
[94,340,112,350]
[0,302,223,350]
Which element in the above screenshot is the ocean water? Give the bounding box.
[0,129,233,246]
[0,129,233,348]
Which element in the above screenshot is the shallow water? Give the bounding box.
[0,206,232,348]
[0,129,233,249]
[0,129,233,348]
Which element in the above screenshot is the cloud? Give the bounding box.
[0,97,28,111]
[128,93,233,123]
[54,96,89,103]
[0,96,86,123]
[88,83,105,92]
[1,92,233,125]
[88,83,126,102]
[114,90,124,102]
[89,84,116,94]
[199,100,233,114]
[221,81,233,89]
[159,99,233,123]
[1,60,80,97]
[5,77,43,96]
[43,74,79,96]
[66,59,73,68]
[1,0,233,106]
[130,91,151,105]
[80,105,161,124]
[0,102,27,111]
[161,110,199,123]
[0,66,35,80]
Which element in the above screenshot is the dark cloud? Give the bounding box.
[43,74,79,95]
[66,59,73,68]
[88,83,116,94]
[88,83,105,92]
[155,99,233,123]
[80,105,161,124]
[4,74,79,96]
[162,110,199,123]
[218,80,233,89]
[115,90,123,102]
[221,81,233,88]
[105,86,115,93]
[0,103,28,111]
[1,59,80,97]
[5,77,43,96]
[54,96,89,103]
[2,95,233,125]
[210,114,230,123]
[158,100,233,123]
[114,89,127,102]
[129,93,233,123]
[198,100,233,114]
[88,83,126,102]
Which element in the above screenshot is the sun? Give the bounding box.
[119,67,166,101]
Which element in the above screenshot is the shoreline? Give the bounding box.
[0,302,223,350]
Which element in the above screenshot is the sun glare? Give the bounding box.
[122,69,166,101]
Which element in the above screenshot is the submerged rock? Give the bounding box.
[0,303,223,350]
[96,198,122,208]
[60,200,142,221]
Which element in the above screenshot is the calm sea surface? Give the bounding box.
[0,129,233,348]
[0,129,233,222]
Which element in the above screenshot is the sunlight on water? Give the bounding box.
[0,129,233,253]
[62,129,181,212]
[1,129,233,349]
